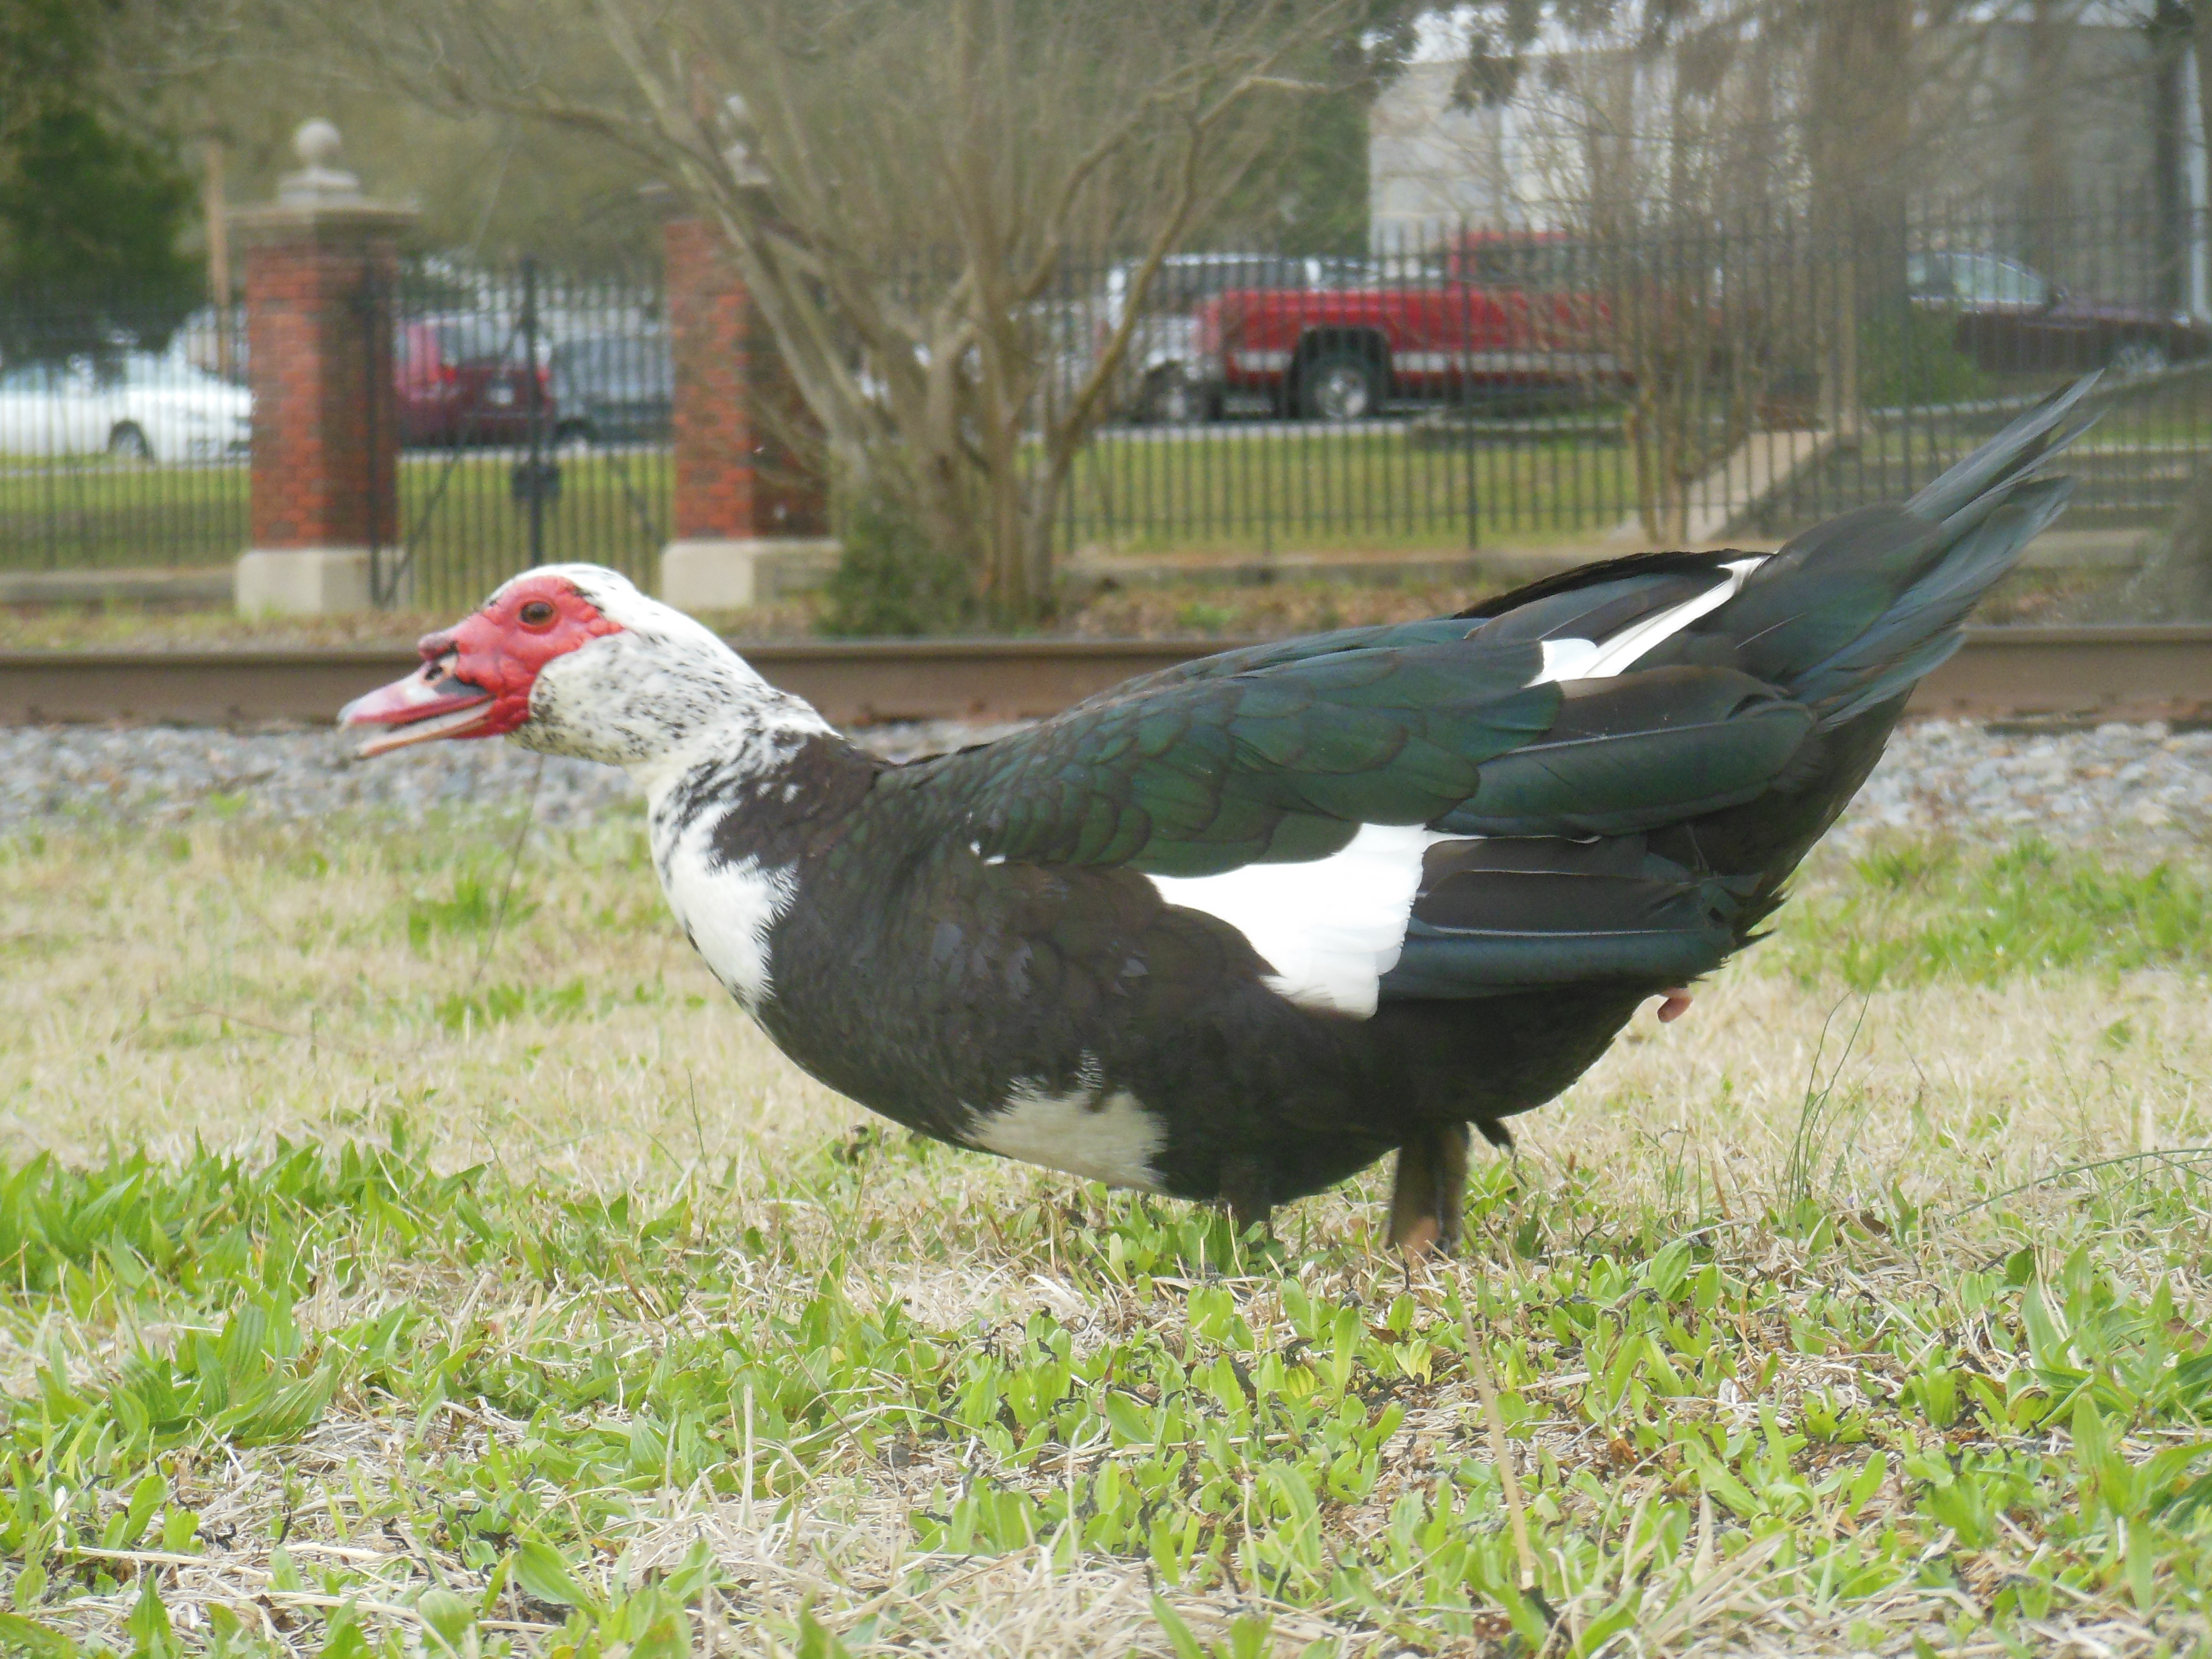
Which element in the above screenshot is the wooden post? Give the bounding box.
[203,136,233,380]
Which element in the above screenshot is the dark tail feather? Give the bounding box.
[1794,474,2076,725]
[1727,376,2098,719]
[1902,373,2102,535]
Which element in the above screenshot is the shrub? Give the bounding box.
[1858,304,1999,412]
[817,491,978,637]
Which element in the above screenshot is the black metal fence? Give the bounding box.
[4,197,2211,600]
[1041,196,2212,562]
[0,299,249,572]
[371,260,673,612]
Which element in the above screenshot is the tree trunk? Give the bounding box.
[2087,465,2212,621]
[2025,0,2069,274]
[2152,2,2192,313]
[1806,0,1913,439]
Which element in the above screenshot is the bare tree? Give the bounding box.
[1438,6,1779,539]
[278,0,1383,621]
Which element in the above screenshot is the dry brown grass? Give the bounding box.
[8,816,2203,1247]
[0,555,2110,655]
[3,812,2211,1656]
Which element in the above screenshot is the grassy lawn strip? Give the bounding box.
[1062,429,1631,555]
[0,454,668,600]
[1779,838,2212,991]
[1,821,2209,1655]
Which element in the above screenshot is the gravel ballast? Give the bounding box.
[1,718,2207,846]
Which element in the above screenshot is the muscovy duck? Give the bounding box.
[342,381,2094,1253]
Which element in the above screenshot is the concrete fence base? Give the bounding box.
[235,549,412,614]
[660,538,841,611]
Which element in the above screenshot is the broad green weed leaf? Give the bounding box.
[126,1577,174,1658]
[415,1588,475,1649]
[514,1540,589,1611]
[0,1611,74,1659]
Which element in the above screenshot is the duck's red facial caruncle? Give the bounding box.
[340,574,623,756]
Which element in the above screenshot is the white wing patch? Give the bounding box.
[1149,822,1450,1018]
[1529,556,1767,686]
[970,1072,1166,1190]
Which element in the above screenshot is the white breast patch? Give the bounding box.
[1148,822,1450,1019]
[655,817,796,1010]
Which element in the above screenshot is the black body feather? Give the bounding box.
[703,380,2095,1212]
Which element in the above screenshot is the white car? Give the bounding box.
[0,350,252,463]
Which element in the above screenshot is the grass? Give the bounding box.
[2,809,2212,1656]
[0,453,668,601]
[0,558,2114,655]
[0,408,2185,609]
[0,459,248,573]
[1062,428,1634,558]
[0,431,1626,584]
[1781,839,2212,993]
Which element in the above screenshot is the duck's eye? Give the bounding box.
[518,600,557,629]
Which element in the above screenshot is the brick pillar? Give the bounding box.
[229,121,417,614]
[660,217,837,611]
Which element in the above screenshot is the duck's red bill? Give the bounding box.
[340,660,496,757]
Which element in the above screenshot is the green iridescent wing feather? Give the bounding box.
[899,635,1812,880]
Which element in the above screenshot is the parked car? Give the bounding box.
[1188,231,1623,421]
[395,316,553,447]
[549,333,673,444]
[0,350,250,462]
[1906,252,2212,376]
[1093,252,1369,423]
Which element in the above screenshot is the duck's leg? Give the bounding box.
[1219,1153,1275,1243]
[1388,1123,1471,1257]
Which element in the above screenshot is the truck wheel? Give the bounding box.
[1298,351,1384,421]
[107,423,154,462]
[2109,339,2170,379]
[1140,369,1207,425]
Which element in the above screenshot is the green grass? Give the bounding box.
[1061,427,1635,557]
[3,815,2212,1654]
[6,402,2200,593]
[0,459,247,572]
[0,430,1642,584]
[1782,839,2212,992]
[0,453,668,599]
[390,451,667,613]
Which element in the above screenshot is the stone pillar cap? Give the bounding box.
[230,118,417,242]
[277,119,364,207]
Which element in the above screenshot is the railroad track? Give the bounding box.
[2,627,2210,728]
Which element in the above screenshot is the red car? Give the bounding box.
[394,317,555,447]
[1190,231,1623,421]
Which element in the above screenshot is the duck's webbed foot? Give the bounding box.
[1388,1122,1471,1258]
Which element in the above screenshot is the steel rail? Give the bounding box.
[1,627,2210,729]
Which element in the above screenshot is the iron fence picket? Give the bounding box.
[6,202,2212,601]
[0,294,250,574]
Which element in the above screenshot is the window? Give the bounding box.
[1906,253,1953,299]
[1948,255,2048,307]
[430,318,517,365]
[115,353,224,389]
[0,363,56,394]
[1457,238,1590,290]
[1141,258,1312,313]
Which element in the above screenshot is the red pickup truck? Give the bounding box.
[1189,232,1622,421]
